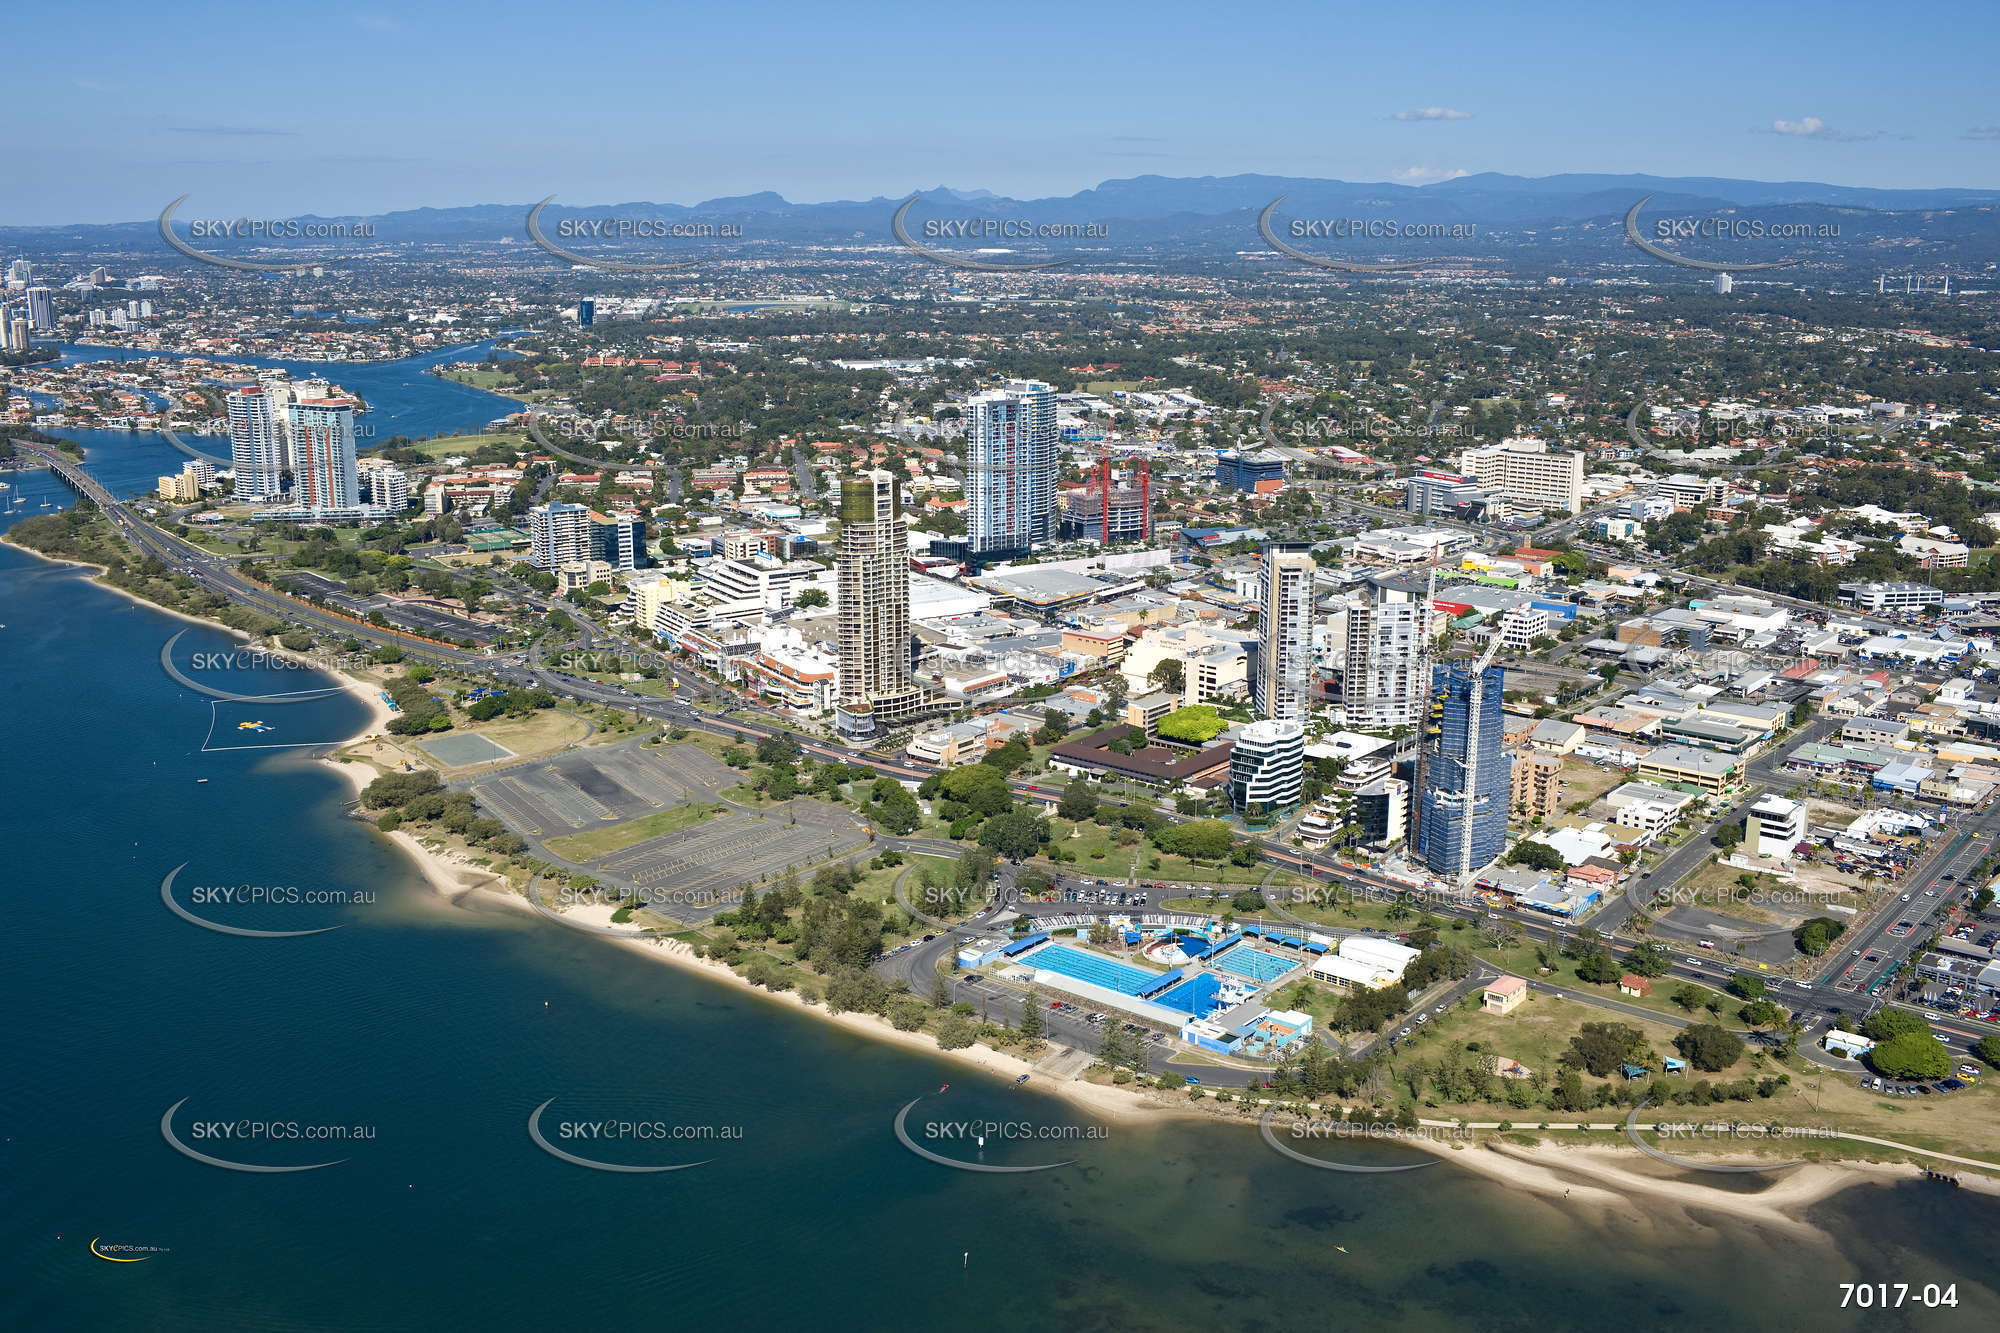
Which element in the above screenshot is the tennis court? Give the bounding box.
[417,733,514,766]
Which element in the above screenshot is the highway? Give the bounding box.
[24,440,1997,1072]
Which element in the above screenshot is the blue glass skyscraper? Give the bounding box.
[1415,661,1511,878]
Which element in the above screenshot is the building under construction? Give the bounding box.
[1412,653,1513,882]
[1056,451,1152,544]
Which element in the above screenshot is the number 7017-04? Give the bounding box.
[1838,1283,1958,1308]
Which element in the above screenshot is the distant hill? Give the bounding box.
[9,173,1997,269]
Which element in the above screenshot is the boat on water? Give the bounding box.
[196,778,209,784]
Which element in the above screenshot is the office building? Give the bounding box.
[964,379,1057,560]
[1404,470,1495,518]
[1457,437,1584,515]
[835,470,926,739]
[1714,272,1733,295]
[576,299,595,327]
[226,386,285,501]
[592,509,648,570]
[24,286,53,330]
[1415,661,1512,880]
[1838,581,1942,614]
[528,501,594,568]
[1252,545,1315,724]
[1746,794,1806,861]
[1215,449,1286,494]
[292,398,360,510]
[0,309,28,351]
[1229,718,1305,823]
[5,258,30,285]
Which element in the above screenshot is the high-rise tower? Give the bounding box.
[226,387,285,502]
[1253,545,1316,724]
[964,379,1057,560]
[292,398,360,510]
[835,470,925,740]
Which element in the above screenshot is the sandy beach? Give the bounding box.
[21,535,1975,1227]
[594,931,1198,1126]
[1400,1136,1913,1236]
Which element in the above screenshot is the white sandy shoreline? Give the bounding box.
[14,535,1985,1233]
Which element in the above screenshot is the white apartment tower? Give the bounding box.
[964,378,1057,559]
[835,470,925,739]
[1253,546,1316,725]
[528,501,593,568]
[292,398,361,510]
[1342,582,1430,730]
[371,467,411,511]
[226,386,285,501]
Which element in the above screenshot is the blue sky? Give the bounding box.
[11,0,1999,224]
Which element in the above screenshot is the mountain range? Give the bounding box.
[10,172,1996,267]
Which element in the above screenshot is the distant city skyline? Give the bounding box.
[8,0,2000,226]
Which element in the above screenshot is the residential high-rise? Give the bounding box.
[1229,718,1305,825]
[226,386,285,501]
[370,467,411,511]
[258,373,298,471]
[528,501,593,568]
[1414,660,1513,880]
[24,286,53,330]
[834,470,925,740]
[1341,592,1428,730]
[292,398,360,510]
[964,378,1056,560]
[1252,545,1315,724]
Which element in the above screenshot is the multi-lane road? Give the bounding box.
[26,440,1998,1072]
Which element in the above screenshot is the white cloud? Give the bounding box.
[1391,165,1470,184]
[1964,126,2000,141]
[1768,117,1881,143]
[1394,107,1472,122]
